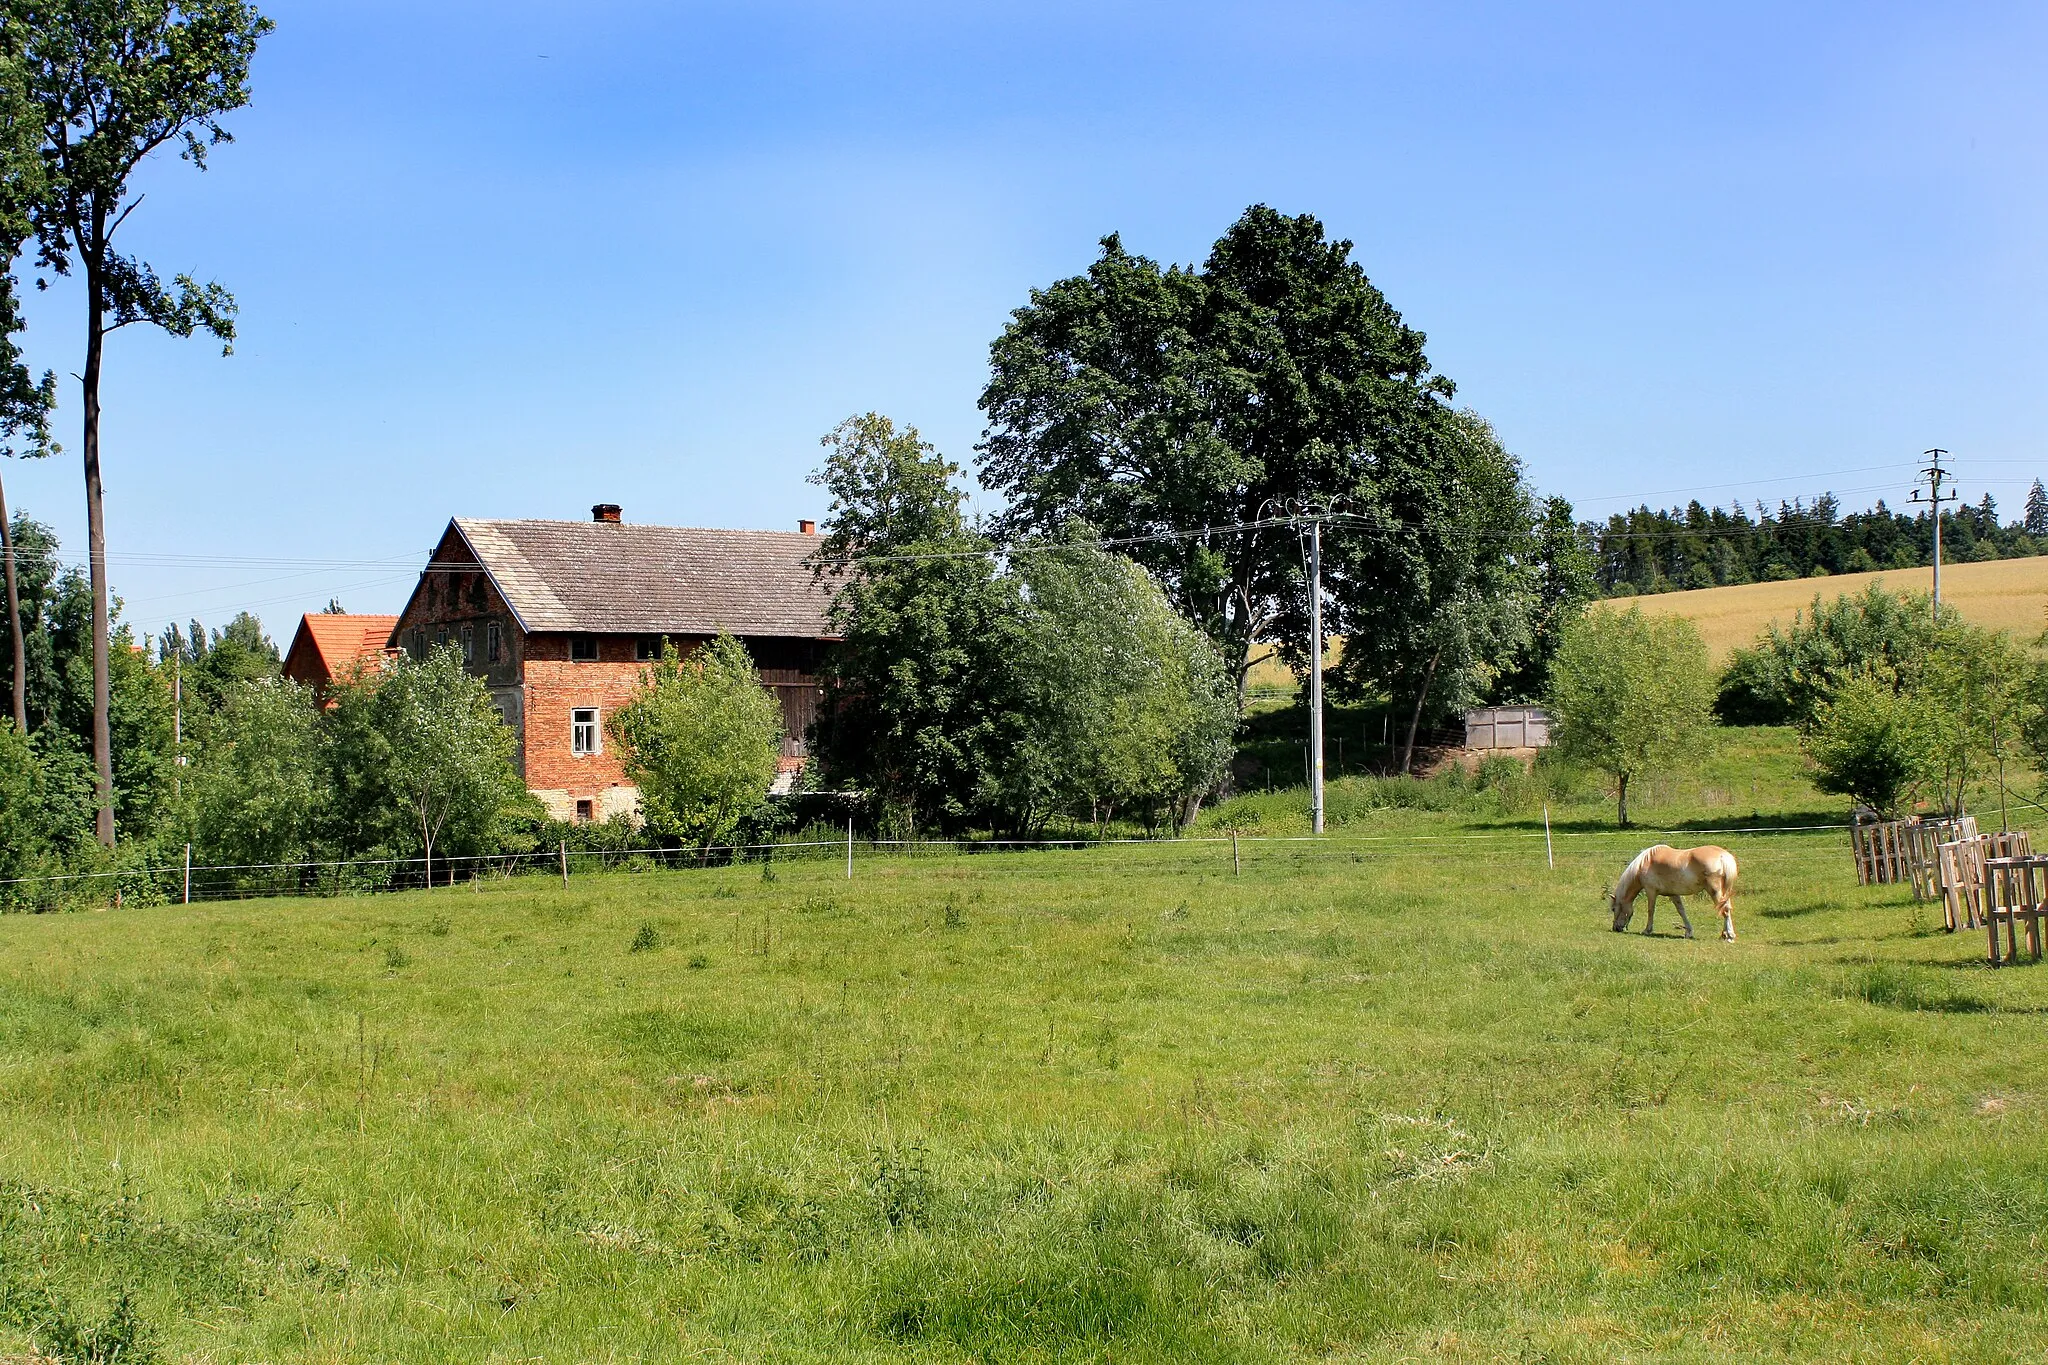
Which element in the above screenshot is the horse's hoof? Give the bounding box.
[1684,931,1695,940]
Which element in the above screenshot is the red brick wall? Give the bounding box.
[520,638,651,802]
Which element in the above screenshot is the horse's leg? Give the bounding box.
[1672,895,1694,939]
[1642,893,1656,935]
[1719,889,1736,941]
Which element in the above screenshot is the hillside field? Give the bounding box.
[1241,556,2048,693]
[6,732,2048,1362]
[1606,555,2048,663]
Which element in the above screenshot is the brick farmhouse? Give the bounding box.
[389,505,836,823]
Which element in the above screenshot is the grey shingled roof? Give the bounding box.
[450,518,836,637]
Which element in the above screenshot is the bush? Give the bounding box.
[1717,585,1946,727]
[1804,671,1930,818]
[607,635,781,848]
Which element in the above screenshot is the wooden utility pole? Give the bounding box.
[1910,448,1958,616]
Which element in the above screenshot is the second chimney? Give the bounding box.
[799,518,817,534]
[592,503,622,524]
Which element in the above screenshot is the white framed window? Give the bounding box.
[571,707,600,756]
[486,621,502,663]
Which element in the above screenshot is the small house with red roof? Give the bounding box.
[282,613,400,700]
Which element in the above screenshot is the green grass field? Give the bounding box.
[5,735,2048,1361]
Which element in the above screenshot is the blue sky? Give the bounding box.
[6,0,2045,642]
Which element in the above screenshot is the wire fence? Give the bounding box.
[0,819,1870,912]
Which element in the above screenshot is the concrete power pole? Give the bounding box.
[1909,448,1958,616]
[1309,517,1324,835]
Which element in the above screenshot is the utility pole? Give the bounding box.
[1910,448,1958,616]
[1309,517,1325,835]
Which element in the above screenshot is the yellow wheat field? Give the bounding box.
[1243,555,2048,688]
[1606,555,2048,662]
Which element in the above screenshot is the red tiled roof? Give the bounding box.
[284,613,400,686]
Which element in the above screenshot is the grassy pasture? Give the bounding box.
[5,786,2048,1361]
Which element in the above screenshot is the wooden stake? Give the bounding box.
[1544,804,1554,870]
[559,839,569,888]
[183,842,191,905]
[846,819,854,880]
[1232,832,1241,877]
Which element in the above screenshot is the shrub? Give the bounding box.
[608,635,781,849]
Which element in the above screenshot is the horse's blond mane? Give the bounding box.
[1611,846,1659,908]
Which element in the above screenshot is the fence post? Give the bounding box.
[846,819,854,880]
[183,843,191,905]
[1544,805,1554,871]
[559,839,569,888]
[1233,832,1241,877]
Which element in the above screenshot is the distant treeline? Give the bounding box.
[1590,484,2048,597]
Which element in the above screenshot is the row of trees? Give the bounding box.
[1591,490,2047,598]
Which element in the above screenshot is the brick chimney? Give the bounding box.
[798,518,817,534]
[592,504,622,524]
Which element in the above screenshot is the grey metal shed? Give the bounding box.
[1463,705,1551,750]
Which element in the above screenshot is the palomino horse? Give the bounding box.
[1610,845,1740,941]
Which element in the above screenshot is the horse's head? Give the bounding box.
[1606,883,1634,932]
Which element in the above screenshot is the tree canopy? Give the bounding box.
[809,413,1023,836]
[978,205,1533,729]
[1000,539,1237,833]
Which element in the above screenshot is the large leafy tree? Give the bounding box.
[1547,607,1715,826]
[6,0,271,844]
[999,539,1237,834]
[979,205,1526,719]
[1329,409,1535,771]
[808,413,1022,836]
[608,634,781,848]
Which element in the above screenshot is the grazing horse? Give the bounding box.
[1610,844,1740,941]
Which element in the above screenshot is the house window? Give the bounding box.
[410,629,425,658]
[574,799,593,823]
[486,621,502,663]
[636,635,665,662]
[572,707,600,756]
[570,634,598,662]
[461,623,474,663]
[436,627,448,650]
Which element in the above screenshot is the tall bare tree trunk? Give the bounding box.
[1618,772,1630,827]
[83,253,114,846]
[1399,647,1443,775]
[0,463,25,733]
